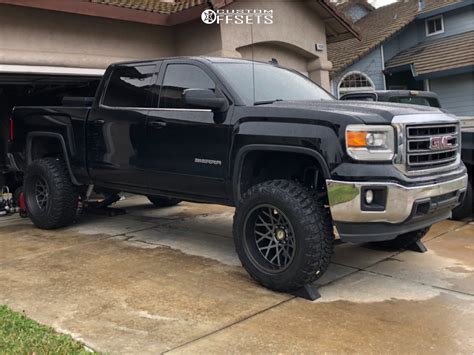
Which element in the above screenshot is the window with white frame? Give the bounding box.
[338,72,375,97]
[425,15,444,36]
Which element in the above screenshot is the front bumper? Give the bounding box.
[326,173,468,242]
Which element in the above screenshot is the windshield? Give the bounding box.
[215,62,334,105]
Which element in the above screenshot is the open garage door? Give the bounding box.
[0,65,103,186]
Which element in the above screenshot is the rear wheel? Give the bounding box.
[147,195,181,208]
[24,158,78,229]
[233,180,334,293]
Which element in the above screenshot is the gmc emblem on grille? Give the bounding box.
[429,136,452,151]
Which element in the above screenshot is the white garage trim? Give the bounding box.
[0,64,104,76]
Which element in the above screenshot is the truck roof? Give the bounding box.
[110,56,273,67]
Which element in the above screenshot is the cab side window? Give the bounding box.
[102,64,156,108]
[159,64,215,109]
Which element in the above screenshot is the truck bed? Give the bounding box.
[9,105,91,177]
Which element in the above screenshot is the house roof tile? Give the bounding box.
[86,0,360,42]
[88,0,207,15]
[385,30,474,75]
[328,0,463,76]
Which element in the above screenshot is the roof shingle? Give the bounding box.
[385,30,474,75]
[328,0,463,76]
[88,0,207,15]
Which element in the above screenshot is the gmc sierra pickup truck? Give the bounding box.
[7,57,468,294]
[340,89,472,220]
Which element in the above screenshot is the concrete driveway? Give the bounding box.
[0,195,473,354]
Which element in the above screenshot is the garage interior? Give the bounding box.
[0,72,101,188]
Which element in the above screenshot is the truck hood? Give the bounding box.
[264,100,444,124]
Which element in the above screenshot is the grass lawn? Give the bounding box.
[0,305,94,354]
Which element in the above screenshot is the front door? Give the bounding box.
[144,62,230,199]
[87,63,158,188]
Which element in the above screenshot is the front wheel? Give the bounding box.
[24,158,78,229]
[233,180,334,293]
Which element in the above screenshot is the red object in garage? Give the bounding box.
[19,191,27,217]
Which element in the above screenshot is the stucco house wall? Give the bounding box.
[0,5,175,69]
[0,0,340,90]
[218,0,332,88]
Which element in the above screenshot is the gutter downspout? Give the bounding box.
[424,79,430,91]
[380,44,387,90]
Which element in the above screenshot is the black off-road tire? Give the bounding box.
[452,178,472,220]
[233,180,334,293]
[147,195,181,208]
[24,158,78,229]
[374,227,430,250]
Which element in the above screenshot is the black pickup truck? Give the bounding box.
[7,57,468,294]
[340,89,472,219]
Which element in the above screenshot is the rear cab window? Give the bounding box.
[389,96,440,107]
[158,64,215,109]
[102,64,158,108]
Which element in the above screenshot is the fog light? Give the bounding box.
[365,190,374,204]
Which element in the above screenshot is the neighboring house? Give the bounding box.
[329,0,474,118]
[0,0,359,90]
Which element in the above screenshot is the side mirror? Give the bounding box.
[183,89,227,111]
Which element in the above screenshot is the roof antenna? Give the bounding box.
[251,23,256,105]
[269,58,278,65]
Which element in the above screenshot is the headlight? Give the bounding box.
[346,125,395,161]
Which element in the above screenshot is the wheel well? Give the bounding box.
[238,150,328,201]
[30,136,64,161]
[26,135,81,186]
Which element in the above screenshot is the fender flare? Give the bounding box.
[26,132,82,186]
[232,144,331,202]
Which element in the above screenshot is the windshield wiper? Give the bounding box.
[254,99,284,106]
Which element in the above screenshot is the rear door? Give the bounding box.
[87,63,159,188]
[143,60,231,199]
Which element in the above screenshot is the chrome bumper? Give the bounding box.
[326,174,468,224]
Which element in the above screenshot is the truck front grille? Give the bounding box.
[406,123,459,170]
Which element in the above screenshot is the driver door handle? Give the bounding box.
[149,121,167,129]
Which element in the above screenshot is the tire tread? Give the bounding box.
[233,179,334,293]
[24,158,77,229]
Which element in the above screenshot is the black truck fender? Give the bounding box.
[26,132,82,186]
[232,144,331,202]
